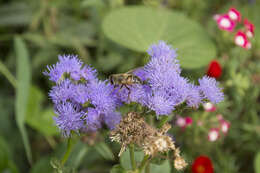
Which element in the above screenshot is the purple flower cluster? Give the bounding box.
[44,55,121,137]
[45,42,224,136]
[116,41,224,116]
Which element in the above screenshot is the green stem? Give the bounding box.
[0,60,17,88]
[61,138,73,166]
[145,161,150,173]
[129,144,136,170]
[139,155,150,173]
[158,116,169,128]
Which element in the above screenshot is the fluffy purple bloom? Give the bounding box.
[73,83,89,104]
[49,79,75,104]
[147,41,181,74]
[54,102,85,137]
[147,91,176,116]
[186,84,202,108]
[88,80,120,113]
[104,112,122,130]
[198,76,224,104]
[44,55,83,83]
[85,108,102,131]
[81,65,97,82]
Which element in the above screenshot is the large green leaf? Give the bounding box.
[102,6,216,69]
[26,86,58,136]
[14,36,32,163]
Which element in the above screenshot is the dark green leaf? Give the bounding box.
[14,36,32,163]
[102,6,216,69]
[94,142,115,161]
[110,164,126,173]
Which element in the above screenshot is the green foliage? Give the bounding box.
[95,142,115,161]
[102,6,216,69]
[255,152,260,173]
[26,86,58,136]
[0,0,259,172]
[14,36,32,163]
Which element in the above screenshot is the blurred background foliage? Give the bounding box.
[0,0,260,172]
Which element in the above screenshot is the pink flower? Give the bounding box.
[228,8,241,22]
[203,102,216,112]
[216,114,223,121]
[185,117,193,126]
[244,18,255,38]
[220,120,230,134]
[216,14,236,32]
[234,31,251,49]
[176,116,186,128]
[176,116,193,129]
[208,128,219,142]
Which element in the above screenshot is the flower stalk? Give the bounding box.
[61,137,73,166]
[129,144,137,170]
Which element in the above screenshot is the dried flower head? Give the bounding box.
[111,112,187,170]
[110,112,153,156]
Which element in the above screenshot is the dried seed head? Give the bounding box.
[143,135,175,156]
[110,112,154,156]
[110,112,187,170]
[174,156,187,170]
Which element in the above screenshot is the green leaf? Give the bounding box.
[0,3,32,26]
[66,141,89,169]
[0,135,19,173]
[30,157,53,173]
[26,86,58,136]
[102,6,216,69]
[14,36,32,163]
[150,161,171,173]
[255,151,260,173]
[94,142,115,161]
[110,164,126,173]
[120,148,144,170]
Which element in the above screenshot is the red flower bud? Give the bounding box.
[207,60,222,79]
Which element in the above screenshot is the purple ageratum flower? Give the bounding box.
[54,102,85,137]
[44,55,83,83]
[88,80,120,113]
[81,65,98,83]
[49,79,75,104]
[198,76,224,104]
[85,108,102,131]
[147,40,181,74]
[104,111,122,130]
[147,91,176,116]
[186,84,202,108]
[73,83,89,104]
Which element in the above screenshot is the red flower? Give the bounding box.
[216,14,236,32]
[234,31,251,49]
[244,18,255,38]
[228,8,241,22]
[207,60,222,79]
[192,156,214,173]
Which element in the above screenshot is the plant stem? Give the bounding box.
[145,161,150,173]
[139,155,150,173]
[129,144,136,170]
[0,60,17,88]
[61,137,73,166]
[158,116,169,128]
